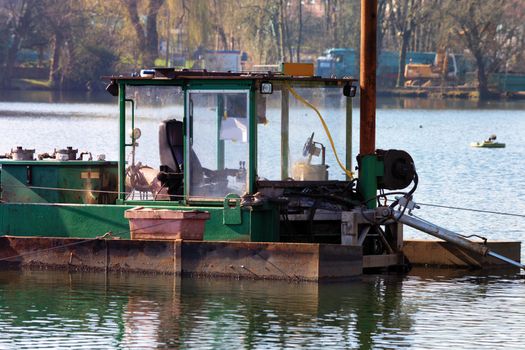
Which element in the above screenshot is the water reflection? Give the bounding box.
[2,89,524,110]
[377,97,525,110]
[1,269,525,348]
[0,270,414,349]
[0,90,114,104]
[1,92,525,348]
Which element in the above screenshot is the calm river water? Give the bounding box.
[0,91,524,349]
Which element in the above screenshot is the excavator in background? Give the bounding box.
[404,49,462,87]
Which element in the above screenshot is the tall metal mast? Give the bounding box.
[358,0,378,207]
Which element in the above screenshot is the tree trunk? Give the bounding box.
[2,0,33,88]
[332,0,339,47]
[475,53,490,100]
[3,35,22,88]
[286,18,293,62]
[278,0,286,62]
[144,0,164,67]
[165,7,170,66]
[377,0,388,57]
[396,30,411,87]
[276,0,286,62]
[296,0,302,62]
[270,13,281,63]
[215,26,228,50]
[211,0,228,50]
[122,0,146,65]
[49,32,64,89]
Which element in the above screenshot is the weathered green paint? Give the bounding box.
[358,154,378,209]
[0,203,129,238]
[0,161,118,204]
[223,194,242,225]
[118,83,126,201]
[248,87,256,193]
[0,161,115,167]
[249,204,280,242]
[0,201,281,242]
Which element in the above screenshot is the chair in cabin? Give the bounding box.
[158,119,185,200]
[158,118,242,199]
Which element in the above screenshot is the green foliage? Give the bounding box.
[62,44,118,91]
[0,0,523,93]
[154,58,167,66]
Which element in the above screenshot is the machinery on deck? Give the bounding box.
[0,66,522,272]
[0,67,410,268]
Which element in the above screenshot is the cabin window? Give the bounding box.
[124,85,184,200]
[256,83,348,181]
[186,90,250,199]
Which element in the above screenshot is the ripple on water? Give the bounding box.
[1,99,525,348]
[0,270,524,348]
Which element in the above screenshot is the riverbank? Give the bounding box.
[5,79,525,101]
[4,78,107,94]
[379,87,525,100]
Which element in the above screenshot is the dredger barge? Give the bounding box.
[0,2,521,280]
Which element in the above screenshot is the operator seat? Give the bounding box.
[158,119,184,199]
[158,118,232,198]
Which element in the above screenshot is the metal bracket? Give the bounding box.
[341,207,403,251]
[341,209,375,245]
[223,193,242,225]
[396,196,420,215]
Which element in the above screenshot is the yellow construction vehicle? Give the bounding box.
[404,50,458,87]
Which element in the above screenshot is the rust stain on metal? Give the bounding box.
[403,239,521,268]
[0,236,363,281]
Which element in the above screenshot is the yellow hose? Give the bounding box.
[287,86,354,179]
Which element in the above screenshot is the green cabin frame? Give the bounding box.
[0,69,367,243]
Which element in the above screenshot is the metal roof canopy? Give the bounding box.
[104,67,356,87]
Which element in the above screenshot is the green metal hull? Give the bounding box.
[0,202,278,242]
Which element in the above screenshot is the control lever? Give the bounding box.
[236,161,247,181]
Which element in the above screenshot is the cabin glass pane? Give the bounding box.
[256,83,347,181]
[125,85,184,200]
[187,90,249,199]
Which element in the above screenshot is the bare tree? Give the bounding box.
[42,0,86,88]
[122,0,165,67]
[388,0,434,87]
[1,0,39,88]
[296,0,303,62]
[446,0,525,99]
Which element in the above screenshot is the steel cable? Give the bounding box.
[0,184,186,199]
[417,202,525,219]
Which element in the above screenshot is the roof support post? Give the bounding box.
[118,83,126,201]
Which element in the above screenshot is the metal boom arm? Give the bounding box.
[396,212,525,270]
